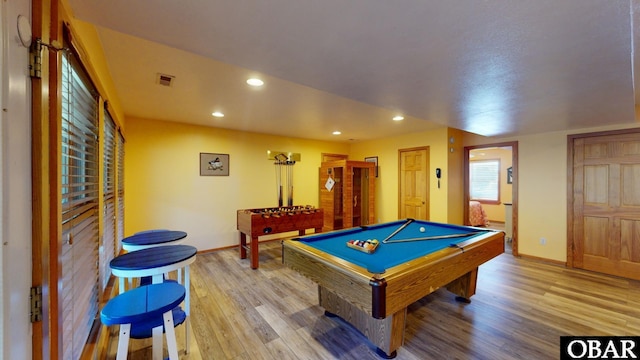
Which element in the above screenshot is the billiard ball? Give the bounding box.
[419,227,426,232]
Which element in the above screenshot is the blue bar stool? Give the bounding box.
[120,230,188,312]
[101,282,185,360]
[110,245,196,358]
[123,230,187,251]
[134,229,169,234]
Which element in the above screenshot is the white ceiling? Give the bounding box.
[66,0,640,142]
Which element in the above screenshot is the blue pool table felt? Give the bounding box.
[295,219,489,274]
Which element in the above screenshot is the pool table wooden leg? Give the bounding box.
[445,268,478,302]
[376,347,397,359]
[319,286,405,358]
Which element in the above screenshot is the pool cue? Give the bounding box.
[382,218,415,243]
[275,153,287,207]
[275,160,282,207]
[383,232,481,243]
[287,161,293,206]
[284,161,291,206]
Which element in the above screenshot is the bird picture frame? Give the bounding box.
[200,153,229,176]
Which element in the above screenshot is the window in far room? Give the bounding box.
[470,159,501,204]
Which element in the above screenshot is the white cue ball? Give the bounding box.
[419,227,426,232]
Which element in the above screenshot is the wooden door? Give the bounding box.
[399,148,429,219]
[571,131,640,280]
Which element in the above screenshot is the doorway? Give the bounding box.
[464,142,518,256]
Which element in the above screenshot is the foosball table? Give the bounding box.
[237,205,324,269]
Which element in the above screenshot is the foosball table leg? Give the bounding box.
[250,236,259,269]
[239,232,247,259]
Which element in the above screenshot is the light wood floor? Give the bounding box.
[106,240,640,360]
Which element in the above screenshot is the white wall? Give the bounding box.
[1,0,32,358]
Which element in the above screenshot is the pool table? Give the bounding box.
[281,219,504,358]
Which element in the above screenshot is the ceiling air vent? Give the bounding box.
[156,73,175,87]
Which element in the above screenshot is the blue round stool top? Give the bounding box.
[122,230,187,248]
[110,244,197,272]
[134,229,169,235]
[100,282,186,326]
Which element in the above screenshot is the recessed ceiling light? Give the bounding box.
[332,131,342,135]
[246,78,264,87]
[211,112,224,117]
[393,115,404,121]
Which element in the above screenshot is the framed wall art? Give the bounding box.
[200,153,229,176]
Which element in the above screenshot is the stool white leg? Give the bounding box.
[119,277,125,295]
[163,310,179,360]
[116,324,131,360]
[185,318,190,354]
[151,268,166,359]
[152,326,163,360]
[185,266,191,353]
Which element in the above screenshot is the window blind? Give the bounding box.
[470,159,500,202]
[101,111,116,290]
[116,130,125,252]
[61,51,100,360]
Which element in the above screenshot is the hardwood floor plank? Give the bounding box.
[263,338,299,360]
[296,316,379,360]
[106,241,640,359]
[189,293,232,357]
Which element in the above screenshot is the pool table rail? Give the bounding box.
[382,231,504,315]
[282,240,377,313]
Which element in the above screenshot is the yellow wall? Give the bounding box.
[349,127,451,223]
[447,128,465,225]
[125,117,349,250]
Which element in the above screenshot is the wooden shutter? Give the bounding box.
[61,51,100,360]
[116,130,125,251]
[101,111,116,289]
